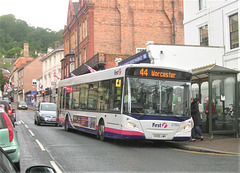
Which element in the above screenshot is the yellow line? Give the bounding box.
[169,148,240,157]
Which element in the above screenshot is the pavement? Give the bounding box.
[11,102,240,156]
[167,134,240,156]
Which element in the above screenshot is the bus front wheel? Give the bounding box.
[98,121,105,141]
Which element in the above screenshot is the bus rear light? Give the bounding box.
[7,109,12,114]
[2,112,14,142]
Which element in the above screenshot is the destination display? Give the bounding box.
[126,67,192,81]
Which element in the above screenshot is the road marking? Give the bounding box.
[50,161,62,173]
[25,124,28,128]
[28,130,35,136]
[20,120,25,124]
[35,139,45,151]
[169,148,240,157]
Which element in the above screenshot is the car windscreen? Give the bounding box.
[0,102,10,113]
[19,102,27,106]
[41,104,56,111]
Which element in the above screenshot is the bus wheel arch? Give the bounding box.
[98,118,105,141]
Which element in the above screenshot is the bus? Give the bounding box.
[57,64,193,141]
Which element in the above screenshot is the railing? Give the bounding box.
[71,53,106,76]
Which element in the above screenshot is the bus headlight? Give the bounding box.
[127,122,136,128]
[181,121,193,131]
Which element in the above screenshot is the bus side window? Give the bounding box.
[72,86,80,110]
[80,84,88,110]
[109,78,122,111]
[87,82,98,110]
[65,88,72,109]
[98,80,110,111]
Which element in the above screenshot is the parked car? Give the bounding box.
[0,100,16,123]
[2,97,11,104]
[17,101,28,110]
[0,147,56,173]
[0,108,20,171]
[34,102,57,126]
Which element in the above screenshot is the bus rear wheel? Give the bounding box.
[98,121,105,141]
[64,116,70,132]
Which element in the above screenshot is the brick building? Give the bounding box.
[62,0,184,78]
[9,43,34,102]
[17,55,43,104]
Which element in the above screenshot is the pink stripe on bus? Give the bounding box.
[105,127,145,136]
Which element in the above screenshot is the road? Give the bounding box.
[15,109,239,173]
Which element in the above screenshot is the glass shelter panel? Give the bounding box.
[211,74,236,131]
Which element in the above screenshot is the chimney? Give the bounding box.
[55,41,61,49]
[23,43,29,57]
[47,47,54,53]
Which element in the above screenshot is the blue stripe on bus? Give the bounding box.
[123,113,191,121]
[71,125,98,135]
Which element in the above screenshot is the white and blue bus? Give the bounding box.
[57,64,193,141]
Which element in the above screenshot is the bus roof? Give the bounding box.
[58,64,192,87]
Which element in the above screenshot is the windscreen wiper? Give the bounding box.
[137,113,145,119]
[173,116,186,121]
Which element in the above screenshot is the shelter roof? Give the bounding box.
[191,64,238,84]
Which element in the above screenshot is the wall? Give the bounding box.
[183,0,240,74]
[147,43,224,70]
[23,56,43,93]
[93,0,184,55]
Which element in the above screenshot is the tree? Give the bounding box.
[0,14,63,60]
[6,47,21,58]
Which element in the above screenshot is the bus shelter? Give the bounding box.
[191,64,239,139]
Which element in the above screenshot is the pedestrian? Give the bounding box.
[190,98,204,142]
[205,97,216,140]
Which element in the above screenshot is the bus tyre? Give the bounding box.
[64,116,71,132]
[37,117,41,126]
[98,121,105,141]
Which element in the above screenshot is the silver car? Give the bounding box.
[34,102,57,126]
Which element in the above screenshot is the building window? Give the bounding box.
[84,19,87,38]
[199,0,206,10]
[229,13,239,49]
[79,51,82,66]
[79,24,82,42]
[32,79,37,85]
[84,48,87,62]
[70,57,75,72]
[200,25,208,46]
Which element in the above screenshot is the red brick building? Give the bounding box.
[62,0,184,78]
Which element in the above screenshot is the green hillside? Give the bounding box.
[0,14,64,59]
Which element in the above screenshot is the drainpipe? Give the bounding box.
[77,20,79,67]
[67,26,71,53]
[171,0,176,44]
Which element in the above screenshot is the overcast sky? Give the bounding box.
[0,0,78,32]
